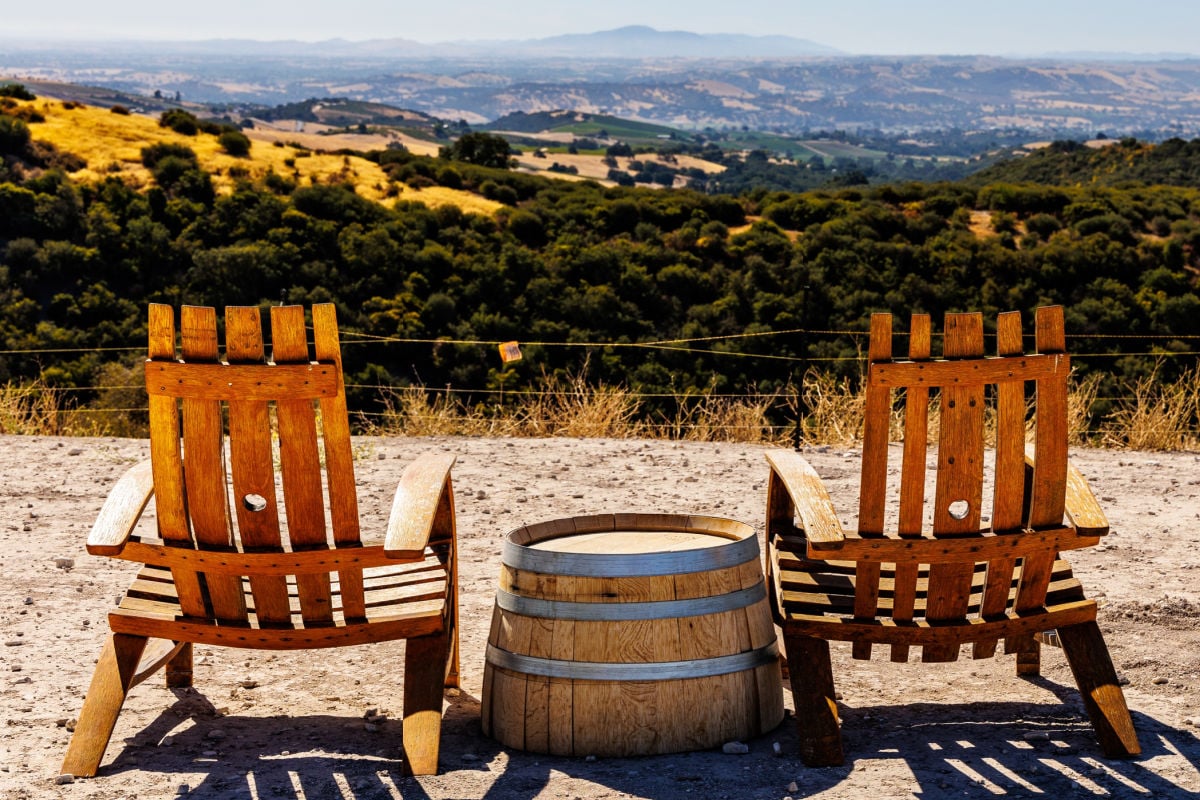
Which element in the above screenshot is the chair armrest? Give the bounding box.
[765,449,846,549]
[385,452,457,559]
[1023,444,1109,536]
[87,459,155,556]
[1063,460,1109,536]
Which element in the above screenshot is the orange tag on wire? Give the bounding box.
[498,340,522,363]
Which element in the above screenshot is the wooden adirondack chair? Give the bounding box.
[766,306,1139,766]
[62,303,460,777]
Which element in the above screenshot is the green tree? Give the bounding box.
[158,109,200,136]
[218,129,252,157]
[0,83,35,100]
[439,132,512,169]
[0,115,31,155]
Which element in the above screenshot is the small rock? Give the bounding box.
[773,741,782,756]
[1152,676,1169,685]
[240,679,259,689]
[4,641,24,647]
[1117,674,1131,686]
[585,754,597,762]
[1183,717,1195,726]
[788,781,800,792]
[56,773,75,785]
[22,597,32,605]
[68,448,83,456]
[1023,731,1050,742]
[202,750,218,757]
[461,753,479,762]
[722,741,750,754]
[205,729,226,740]
[54,557,75,569]
[364,723,378,733]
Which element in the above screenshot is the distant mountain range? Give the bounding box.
[0,25,841,59]
[5,27,1200,138]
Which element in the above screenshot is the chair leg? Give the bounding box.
[785,635,843,767]
[62,633,149,777]
[402,630,450,776]
[1056,620,1141,758]
[444,616,461,690]
[1009,633,1041,676]
[166,642,193,688]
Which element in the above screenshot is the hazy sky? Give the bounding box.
[5,0,1199,56]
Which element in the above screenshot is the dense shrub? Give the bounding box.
[218,129,252,157]
[0,83,35,101]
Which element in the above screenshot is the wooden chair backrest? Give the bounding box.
[853,306,1071,659]
[145,303,360,625]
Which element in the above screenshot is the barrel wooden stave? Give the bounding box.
[482,515,785,757]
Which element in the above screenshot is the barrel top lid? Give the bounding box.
[529,530,720,555]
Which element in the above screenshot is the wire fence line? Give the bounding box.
[4,320,1197,410]
[2,325,1198,359]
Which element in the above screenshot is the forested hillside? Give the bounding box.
[1,86,1198,432]
[971,137,1200,188]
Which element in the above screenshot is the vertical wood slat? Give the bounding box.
[146,304,206,618]
[1028,306,1069,529]
[225,306,291,625]
[925,312,985,662]
[179,306,246,622]
[890,314,930,663]
[311,304,365,619]
[1017,307,1069,616]
[852,313,892,660]
[270,305,333,624]
[974,311,1025,659]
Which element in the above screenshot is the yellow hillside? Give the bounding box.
[17,99,502,214]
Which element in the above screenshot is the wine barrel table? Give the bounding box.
[481,513,784,757]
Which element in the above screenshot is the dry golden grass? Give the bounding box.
[18,98,501,213]
[1068,372,1103,446]
[0,380,108,436]
[1102,363,1200,451]
[397,184,504,216]
[795,369,865,446]
[661,390,785,443]
[967,210,994,237]
[365,386,520,438]
[6,358,1194,451]
[0,381,66,435]
[517,370,644,439]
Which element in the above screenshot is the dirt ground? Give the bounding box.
[2,434,1198,800]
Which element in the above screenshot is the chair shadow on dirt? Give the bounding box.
[829,676,1200,798]
[93,678,1197,799]
[97,686,490,800]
